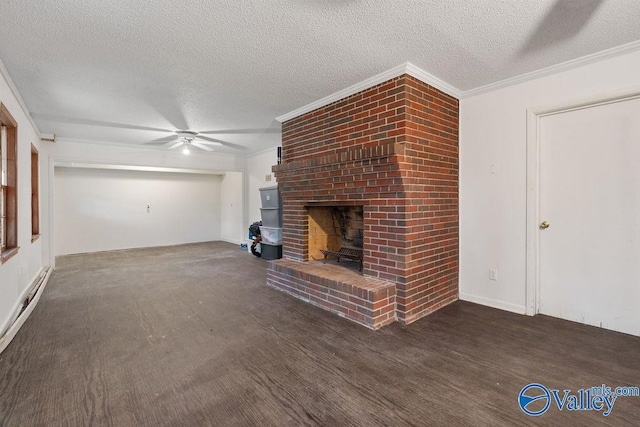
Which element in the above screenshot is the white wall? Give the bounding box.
[246,149,278,224]
[220,171,244,244]
[54,167,222,255]
[47,141,274,251]
[0,68,48,337]
[46,140,248,262]
[459,49,640,313]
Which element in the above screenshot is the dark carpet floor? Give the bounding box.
[0,242,638,426]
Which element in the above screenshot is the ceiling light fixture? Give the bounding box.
[182,142,190,155]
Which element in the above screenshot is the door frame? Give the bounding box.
[525,89,640,316]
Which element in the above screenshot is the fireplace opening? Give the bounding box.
[308,205,364,272]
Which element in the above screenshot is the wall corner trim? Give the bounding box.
[275,62,461,123]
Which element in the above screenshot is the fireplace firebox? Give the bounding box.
[308,205,363,270]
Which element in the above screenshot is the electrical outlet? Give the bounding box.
[489,268,498,281]
[265,174,272,182]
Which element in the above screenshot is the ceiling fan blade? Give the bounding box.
[194,139,222,146]
[168,141,183,150]
[199,128,280,135]
[192,142,214,152]
[143,135,179,145]
[31,113,173,133]
[197,135,246,150]
[519,0,603,55]
[141,91,190,131]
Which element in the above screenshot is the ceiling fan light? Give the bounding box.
[182,145,190,155]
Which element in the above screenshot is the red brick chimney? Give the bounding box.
[267,74,459,329]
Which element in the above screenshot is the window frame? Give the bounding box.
[31,144,40,242]
[1,102,19,264]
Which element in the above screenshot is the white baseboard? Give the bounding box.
[459,292,527,315]
[0,268,44,337]
[0,267,53,354]
[221,238,243,245]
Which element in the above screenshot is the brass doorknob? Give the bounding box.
[539,221,550,229]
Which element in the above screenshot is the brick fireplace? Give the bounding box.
[267,74,459,329]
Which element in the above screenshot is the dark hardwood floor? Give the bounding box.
[0,242,638,426]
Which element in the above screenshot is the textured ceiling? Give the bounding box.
[0,0,639,155]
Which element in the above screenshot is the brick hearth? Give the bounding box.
[268,260,396,329]
[267,74,459,329]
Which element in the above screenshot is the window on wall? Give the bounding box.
[31,144,39,240]
[1,102,18,263]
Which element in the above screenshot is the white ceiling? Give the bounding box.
[0,0,639,155]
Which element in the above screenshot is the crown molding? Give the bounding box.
[0,57,42,137]
[461,39,640,99]
[275,63,407,123]
[404,62,462,99]
[276,62,461,123]
[275,40,640,121]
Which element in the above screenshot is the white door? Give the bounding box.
[538,96,640,336]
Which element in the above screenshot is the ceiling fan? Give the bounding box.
[29,112,280,152]
[144,130,232,154]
